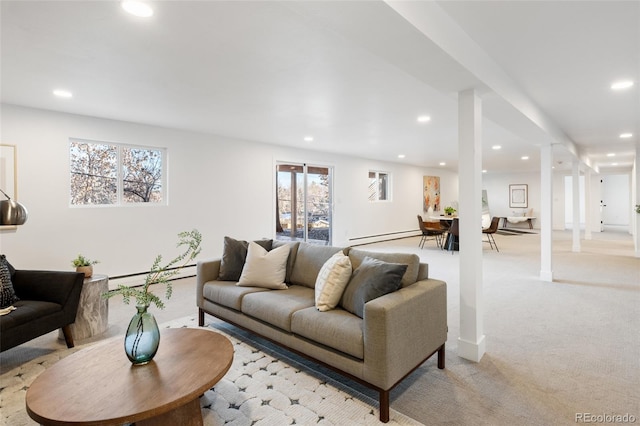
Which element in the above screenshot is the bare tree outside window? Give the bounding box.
[70,140,165,206]
[70,141,117,205]
[122,147,163,203]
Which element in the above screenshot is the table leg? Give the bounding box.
[136,398,203,426]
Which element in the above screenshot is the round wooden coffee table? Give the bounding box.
[26,328,233,426]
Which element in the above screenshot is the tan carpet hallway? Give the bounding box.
[1,228,638,425]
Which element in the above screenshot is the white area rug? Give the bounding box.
[0,316,422,426]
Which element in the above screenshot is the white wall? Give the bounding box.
[481,171,542,228]
[0,104,457,276]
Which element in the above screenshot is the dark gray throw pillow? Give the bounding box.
[0,255,19,308]
[340,256,407,318]
[218,237,272,281]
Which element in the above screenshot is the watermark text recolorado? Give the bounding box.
[576,413,636,423]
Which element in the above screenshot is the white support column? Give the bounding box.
[457,89,485,362]
[634,149,640,257]
[572,160,581,252]
[540,144,554,281]
[584,168,592,240]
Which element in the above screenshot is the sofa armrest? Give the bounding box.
[417,262,429,280]
[196,259,221,306]
[363,278,447,389]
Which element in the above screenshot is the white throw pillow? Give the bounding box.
[237,242,290,289]
[315,251,352,312]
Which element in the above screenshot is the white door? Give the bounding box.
[601,174,630,230]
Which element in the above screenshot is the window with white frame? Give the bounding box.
[368,171,390,201]
[70,139,165,206]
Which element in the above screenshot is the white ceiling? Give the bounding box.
[1,1,638,174]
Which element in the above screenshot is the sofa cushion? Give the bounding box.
[0,300,60,331]
[238,242,289,289]
[271,240,300,283]
[218,237,272,281]
[291,307,364,359]
[241,285,314,332]
[289,243,345,289]
[348,248,419,287]
[0,255,18,308]
[315,252,352,312]
[202,281,269,311]
[340,256,407,318]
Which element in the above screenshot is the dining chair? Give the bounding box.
[482,216,501,252]
[446,218,459,254]
[417,215,445,249]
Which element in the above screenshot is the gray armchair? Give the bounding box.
[1,260,84,352]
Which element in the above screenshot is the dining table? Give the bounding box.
[429,216,458,250]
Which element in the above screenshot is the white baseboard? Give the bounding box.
[108,264,196,290]
[344,230,421,247]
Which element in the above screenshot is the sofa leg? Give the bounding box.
[61,325,75,348]
[198,308,205,327]
[379,390,390,423]
[437,343,445,369]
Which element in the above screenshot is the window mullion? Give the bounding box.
[117,145,123,205]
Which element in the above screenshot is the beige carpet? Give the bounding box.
[362,229,640,425]
[1,229,638,425]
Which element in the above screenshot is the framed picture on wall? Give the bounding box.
[509,184,528,208]
[423,176,440,212]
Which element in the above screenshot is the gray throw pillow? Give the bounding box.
[340,256,407,318]
[0,255,19,308]
[218,237,272,281]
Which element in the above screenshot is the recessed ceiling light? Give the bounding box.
[397,154,405,159]
[53,89,73,98]
[607,153,616,157]
[417,115,431,123]
[611,80,634,90]
[439,162,446,166]
[620,133,633,139]
[482,169,487,173]
[521,156,529,160]
[303,136,313,142]
[612,162,619,166]
[492,145,501,150]
[121,1,154,18]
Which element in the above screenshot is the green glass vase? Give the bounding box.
[124,304,160,365]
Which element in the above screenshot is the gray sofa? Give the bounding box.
[197,240,447,422]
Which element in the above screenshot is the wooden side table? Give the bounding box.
[28,328,234,425]
[58,274,109,341]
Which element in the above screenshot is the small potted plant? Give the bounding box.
[71,254,99,278]
[444,206,456,216]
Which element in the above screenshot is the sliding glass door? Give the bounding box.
[276,162,332,245]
